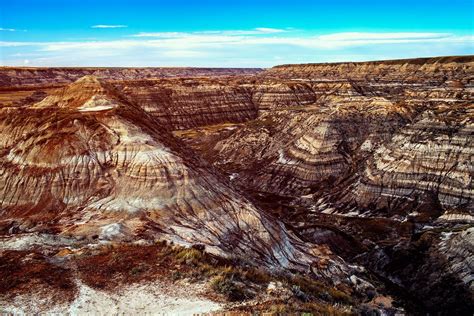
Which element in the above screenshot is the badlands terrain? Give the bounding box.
[0,56,472,315]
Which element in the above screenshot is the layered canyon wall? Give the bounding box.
[0,56,473,313]
[0,67,262,88]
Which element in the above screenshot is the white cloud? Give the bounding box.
[254,27,286,34]
[132,32,189,38]
[0,41,41,47]
[0,28,26,32]
[1,31,473,67]
[127,31,473,49]
[132,28,286,38]
[318,32,451,41]
[311,32,462,48]
[91,25,127,29]
[160,50,205,58]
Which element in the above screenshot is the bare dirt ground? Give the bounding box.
[1,280,222,315]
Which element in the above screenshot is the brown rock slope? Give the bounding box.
[0,75,315,269]
[0,67,262,88]
[113,78,258,130]
[0,56,472,314]
[176,56,473,314]
[266,55,474,82]
[190,57,473,217]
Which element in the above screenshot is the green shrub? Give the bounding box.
[129,263,148,276]
[171,271,182,281]
[210,275,253,301]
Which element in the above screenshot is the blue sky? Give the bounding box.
[1,0,473,67]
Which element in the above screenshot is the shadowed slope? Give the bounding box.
[0,76,322,270]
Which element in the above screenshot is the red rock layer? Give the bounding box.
[0,76,318,270]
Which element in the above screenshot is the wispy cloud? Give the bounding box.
[0,28,25,32]
[314,32,455,47]
[318,32,451,41]
[91,25,127,29]
[1,30,473,67]
[0,41,39,47]
[132,28,287,38]
[132,32,189,38]
[254,27,287,34]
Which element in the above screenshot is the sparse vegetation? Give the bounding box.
[175,247,204,263]
[0,250,77,304]
[285,274,353,305]
[69,241,356,312]
[129,263,148,276]
[210,274,252,301]
[244,301,353,315]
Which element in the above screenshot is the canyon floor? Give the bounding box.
[0,56,473,315]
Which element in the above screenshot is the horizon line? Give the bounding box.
[2,54,473,69]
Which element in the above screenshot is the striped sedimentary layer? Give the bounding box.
[205,81,412,196]
[265,56,474,83]
[348,102,473,214]
[0,67,262,88]
[180,58,474,219]
[113,79,258,130]
[0,76,318,269]
[251,82,317,109]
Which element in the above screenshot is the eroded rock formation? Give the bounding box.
[0,67,262,88]
[174,56,474,314]
[0,76,317,271]
[0,56,473,314]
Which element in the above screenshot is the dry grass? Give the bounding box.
[0,250,77,303]
[0,242,356,314]
[268,302,353,316]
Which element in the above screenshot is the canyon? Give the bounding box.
[0,56,472,315]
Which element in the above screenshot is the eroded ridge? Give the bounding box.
[0,56,473,314]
